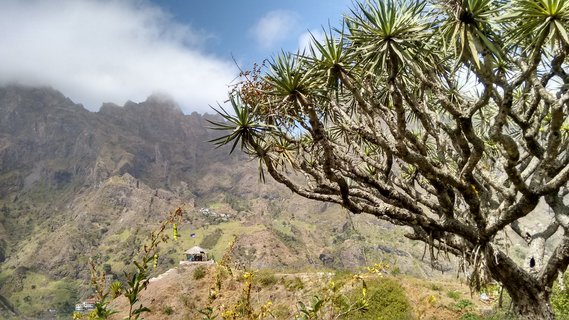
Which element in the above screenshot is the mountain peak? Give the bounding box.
[0,84,83,112]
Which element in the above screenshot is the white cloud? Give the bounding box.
[0,0,236,113]
[250,10,300,50]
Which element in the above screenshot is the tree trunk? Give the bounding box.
[507,287,554,320]
[485,245,555,319]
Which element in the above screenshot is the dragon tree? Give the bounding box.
[212,0,569,318]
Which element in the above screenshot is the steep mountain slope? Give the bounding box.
[0,85,457,318]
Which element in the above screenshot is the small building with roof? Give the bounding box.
[185,246,208,262]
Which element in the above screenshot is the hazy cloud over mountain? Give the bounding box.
[0,0,236,113]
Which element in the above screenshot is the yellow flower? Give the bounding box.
[172,223,179,240]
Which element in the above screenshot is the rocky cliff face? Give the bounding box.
[0,85,227,192]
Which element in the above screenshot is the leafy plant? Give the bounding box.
[447,290,461,300]
[552,272,569,318]
[295,274,369,320]
[391,266,401,276]
[296,295,326,319]
[460,312,482,320]
[429,283,442,291]
[284,277,305,291]
[199,307,220,320]
[79,260,119,320]
[163,306,174,315]
[254,270,278,287]
[75,208,183,320]
[193,265,208,280]
[122,208,183,319]
[453,298,475,311]
[352,277,413,320]
[205,268,274,320]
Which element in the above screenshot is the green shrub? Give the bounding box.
[163,306,173,315]
[284,277,304,291]
[193,266,207,280]
[351,278,413,320]
[453,299,474,311]
[460,312,481,320]
[429,283,442,291]
[391,267,401,276]
[447,290,461,300]
[255,270,278,287]
[482,309,517,320]
[552,273,569,319]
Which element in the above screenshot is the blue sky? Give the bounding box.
[0,0,350,113]
[158,1,348,63]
